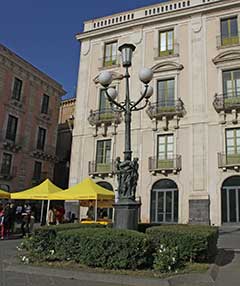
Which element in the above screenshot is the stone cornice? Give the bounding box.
[151,61,184,73]
[0,44,66,97]
[76,0,238,41]
[212,50,240,65]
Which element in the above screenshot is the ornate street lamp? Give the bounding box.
[98,43,153,230]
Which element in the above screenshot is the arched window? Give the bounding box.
[222,176,240,223]
[151,179,178,223]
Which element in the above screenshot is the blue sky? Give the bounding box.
[0,0,166,99]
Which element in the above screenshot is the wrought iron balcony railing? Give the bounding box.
[218,153,240,169]
[154,43,180,58]
[88,108,122,126]
[32,145,57,162]
[217,34,240,48]
[0,166,17,180]
[213,92,240,113]
[88,160,115,176]
[146,99,185,120]
[0,131,24,152]
[99,55,120,68]
[148,155,182,173]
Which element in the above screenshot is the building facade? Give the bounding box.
[0,44,65,193]
[71,0,240,225]
[54,98,75,189]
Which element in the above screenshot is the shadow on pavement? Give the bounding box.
[215,249,235,267]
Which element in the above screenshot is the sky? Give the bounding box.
[0,0,166,99]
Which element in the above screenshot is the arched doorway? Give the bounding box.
[150,179,178,223]
[96,181,114,219]
[222,176,240,223]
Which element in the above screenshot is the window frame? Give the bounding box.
[5,115,18,142]
[1,153,12,175]
[157,78,175,107]
[220,16,239,46]
[33,161,42,180]
[12,77,23,101]
[41,94,50,114]
[103,41,118,67]
[96,139,112,164]
[159,29,174,57]
[36,127,47,151]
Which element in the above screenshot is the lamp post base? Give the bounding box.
[113,200,141,230]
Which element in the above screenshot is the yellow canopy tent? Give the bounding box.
[48,178,115,222]
[11,179,63,223]
[11,179,62,200]
[0,190,10,199]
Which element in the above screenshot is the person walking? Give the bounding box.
[0,205,5,240]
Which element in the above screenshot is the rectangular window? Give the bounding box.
[41,94,49,114]
[33,161,42,180]
[96,140,111,172]
[5,115,18,142]
[37,127,46,150]
[99,89,114,120]
[226,129,240,164]
[12,78,22,101]
[157,78,175,109]
[159,30,174,56]
[1,153,12,175]
[223,69,240,98]
[103,42,117,67]
[157,134,174,168]
[221,17,239,46]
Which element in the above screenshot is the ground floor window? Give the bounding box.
[222,176,240,223]
[151,179,178,223]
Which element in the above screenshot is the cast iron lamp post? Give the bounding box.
[98,43,153,230]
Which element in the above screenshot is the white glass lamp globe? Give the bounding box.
[144,86,153,99]
[107,87,118,100]
[98,71,112,87]
[139,68,153,84]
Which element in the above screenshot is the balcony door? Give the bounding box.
[226,129,240,165]
[157,134,174,169]
[157,79,175,109]
[96,140,111,173]
[223,69,240,98]
[222,176,240,223]
[151,179,178,223]
[99,89,113,120]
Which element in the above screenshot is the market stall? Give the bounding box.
[0,190,10,199]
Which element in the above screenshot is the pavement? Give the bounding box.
[0,226,240,286]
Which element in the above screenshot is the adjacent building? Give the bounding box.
[54,97,75,189]
[0,44,66,193]
[71,0,240,225]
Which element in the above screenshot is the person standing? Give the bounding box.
[0,205,5,240]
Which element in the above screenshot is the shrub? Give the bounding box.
[23,223,105,260]
[146,225,218,263]
[54,228,152,270]
[153,244,183,272]
[138,223,162,233]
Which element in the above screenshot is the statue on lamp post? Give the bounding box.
[97,43,153,230]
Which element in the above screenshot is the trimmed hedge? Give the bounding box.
[146,225,218,262]
[24,223,105,259]
[54,228,152,270]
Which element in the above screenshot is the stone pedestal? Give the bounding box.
[113,200,141,230]
[189,199,210,225]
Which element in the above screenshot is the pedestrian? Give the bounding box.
[3,203,11,238]
[0,205,5,240]
[47,207,56,225]
[21,204,31,237]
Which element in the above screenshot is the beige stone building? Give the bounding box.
[71,0,240,225]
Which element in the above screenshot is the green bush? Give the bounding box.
[153,244,183,272]
[54,228,152,270]
[24,223,105,260]
[146,225,218,263]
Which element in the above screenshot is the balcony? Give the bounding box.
[217,34,240,49]
[146,99,185,120]
[32,145,57,162]
[0,131,24,152]
[88,160,115,177]
[0,166,17,180]
[218,153,240,171]
[148,155,182,174]
[99,55,120,69]
[88,108,122,127]
[213,92,240,113]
